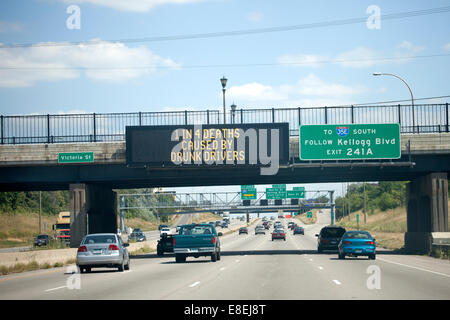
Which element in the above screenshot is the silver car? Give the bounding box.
[76,233,130,273]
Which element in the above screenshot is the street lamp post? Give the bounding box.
[373,72,415,132]
[231,103,236,124]
[220,76,228,124]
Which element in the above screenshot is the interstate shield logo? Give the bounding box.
[336,126,349,137]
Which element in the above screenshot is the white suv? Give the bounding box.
[160,227,171,236]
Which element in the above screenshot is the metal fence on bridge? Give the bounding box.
[1,103,449,144]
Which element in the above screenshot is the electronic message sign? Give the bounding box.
[126,123,289,175]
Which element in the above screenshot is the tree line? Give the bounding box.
[0,188,176,223]
[335,182,407,219]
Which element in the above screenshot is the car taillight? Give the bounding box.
[173,238,176,246]
[77,246,87,252]
[108,244,119,250]
[343,241,352,245]
[366,241,374,245]
[212,237,216,244]
[321,239,330,244]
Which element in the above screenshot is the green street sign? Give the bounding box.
[241,190,257,200]
[58,152,94,163]
[266,188,286,199]
[241,185,257,200]
[287,190,305,199]
[293,187,305,191]
[272,184,286,189]
[307,211,312,218]
[299,124,400,160]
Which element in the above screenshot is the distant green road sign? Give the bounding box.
[299,124,400,160]
[287,190,305,199]
[266,188,286,199]
[58,152,94,163]
[241,185,257,200]
[307,211,312,218]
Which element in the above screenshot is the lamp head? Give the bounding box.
[220,76,227,89]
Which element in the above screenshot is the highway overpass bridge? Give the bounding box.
[0,104,449,252]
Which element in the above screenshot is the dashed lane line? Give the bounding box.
[45,285,67,292]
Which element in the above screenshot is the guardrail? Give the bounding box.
[1,103,449,144]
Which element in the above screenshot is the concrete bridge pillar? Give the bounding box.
[69,183,118,248]
[405,173,448,253]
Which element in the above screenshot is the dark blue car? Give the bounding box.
[338,231,376,260]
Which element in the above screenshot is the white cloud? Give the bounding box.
[246,11,264,23]
[394,40,425,63]
[59,0,205,12]
[0,40,180,87]
[227,74,364,108]
[296,74,364,97]
[0,21,24,33]
[228,82,288,102]
[277,41,426,69]
[335,46,383,68]
[277,54,327,68]
[445,43,450,51]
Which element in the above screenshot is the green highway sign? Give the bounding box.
[272,184,286,189]
[287,190,305,199]
[241,185,257,200]
[299,124,401,160]
[58,152,94,163]
[266,188,286,199]
[307,211,312,218]
[293,187,304,191]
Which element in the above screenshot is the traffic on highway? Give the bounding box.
[1,209,449,302]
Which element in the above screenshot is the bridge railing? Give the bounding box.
[1,103,449,144]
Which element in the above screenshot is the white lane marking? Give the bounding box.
[318,266,324,270]
[235,259,240,263]
[189,281,200,288]
[45,286,67,292]
[309,258,313,262]
[377,257,450,279]
[220,267,226,271]
[333,280,341,285]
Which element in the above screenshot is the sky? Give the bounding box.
[1,0,449,197]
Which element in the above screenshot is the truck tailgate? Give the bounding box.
[174,235,214,248]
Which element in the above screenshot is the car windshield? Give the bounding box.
[83,235,116,244]
[37,235,48,239]
[161,228,170,231]
[321,228,346,238]
[180,225,213,235]
[345,232,371,239]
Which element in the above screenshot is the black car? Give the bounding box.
[129,231,146,242]
[158,224,168,231]
[157,234,174,255]
[315,226,346,253]
[221,221,229,228]
[34,234,49,247]
[239,227,248,234]
[293,226,304,235]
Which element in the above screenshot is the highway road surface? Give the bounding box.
[1,211,449,300]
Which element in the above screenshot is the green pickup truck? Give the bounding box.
[173,224,222,263]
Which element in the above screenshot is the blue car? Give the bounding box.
[338,231,376,260]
